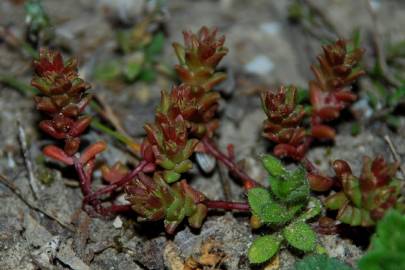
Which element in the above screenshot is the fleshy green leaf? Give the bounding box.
[248,235,282,264]
[325,192,348,210]
[293,254,354,270]
[93,60,121,81]
[283,221,316,252]
[139,67,156,82]
[145,32,165,61]
[123,61,142,82]
[163,171,181,183]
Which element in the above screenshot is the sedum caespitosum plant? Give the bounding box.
[261,85,307,160]
[261,40,365,192]
[325,156,404,226]
[125,173,208,233]
[32,49,107,202]
[74,26,255,233]
[247,155,322,264]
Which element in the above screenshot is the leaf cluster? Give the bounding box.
[247,155,321,264]
[325,156,403,226]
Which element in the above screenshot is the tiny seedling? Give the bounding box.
[247,155,321,264]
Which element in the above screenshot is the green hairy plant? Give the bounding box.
[247,155,322,264]
[293,254,354,270]
[358,210,405,270]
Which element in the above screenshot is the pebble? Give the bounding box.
[245,55,274,76]
[113,216,123,229]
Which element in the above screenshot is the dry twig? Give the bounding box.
[384,135,405,179]
[365,0,401,87]
[17,120,39,199]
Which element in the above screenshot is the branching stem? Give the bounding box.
[203,199,250,212]
[83,160,149,205]
[201,137,261,189]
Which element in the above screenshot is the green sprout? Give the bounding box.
[247,155,321,264]
[93,18,167,84]
[25,0,51,46]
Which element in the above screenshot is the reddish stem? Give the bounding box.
[203,199,250,212]
[301,156,319,174]
[83,160,149,205]
[74,157,92,196]
[101,203,133,215]
[202,137,261,189]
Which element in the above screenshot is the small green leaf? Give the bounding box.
[293,254,354,270]
[248,235,282,264]
[248,187,302,225]
[265,203,303,225]
[139,67,156,83]
[325,192,348,210]
[93,61,121,81]
[163,170,181,183]
[351,122,361,136]
[123,61,142,82]
[283,221,316,252]
[262,155,286,177]
[247,187,272,218]
[299,197,322,221]
[145,32,165,61]
[269,166,309,204]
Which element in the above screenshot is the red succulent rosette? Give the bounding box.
[261,86,307,160]
[32,49,92,155]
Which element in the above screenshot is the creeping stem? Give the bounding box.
[203,199,250,212]
[83,160,150,205]
[202,137,262,189]
[74,158,92,196]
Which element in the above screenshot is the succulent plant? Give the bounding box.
[143,114,199,183]
[25,0,50,46]
[158,84,220,137]
[261,85,307,160]
[173,26,228,91]
[358,210,405,270]
[32,49,92,156]
[125,172,207,234]
[247,155,321,264]
[309,40,365,130]
[325,156,403,226]
[137,26,230,185]
[261,40,365,161]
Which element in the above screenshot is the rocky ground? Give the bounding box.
[0,0,404,269]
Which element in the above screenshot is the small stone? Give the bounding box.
[260,22,281,36]
[245,55,274,76]
[113,216,123,229]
